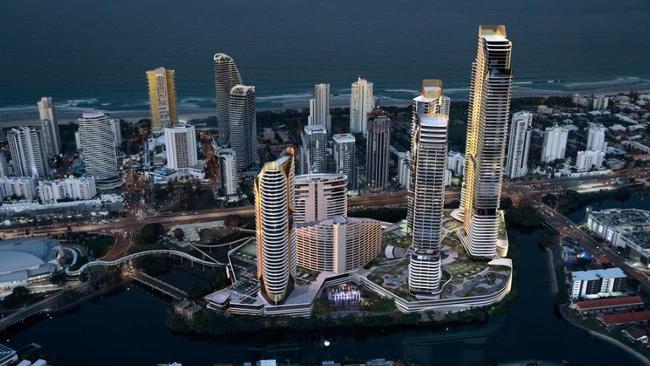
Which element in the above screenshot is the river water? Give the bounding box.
[3,194,650,365]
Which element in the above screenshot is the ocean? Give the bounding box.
[1,0,649,121]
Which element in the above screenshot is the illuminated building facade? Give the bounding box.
[459,25,513,259]
[254,147,297,304]
[295,216,382,274]
[146,67,177,129]
[407,80,450,294]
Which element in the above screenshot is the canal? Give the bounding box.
[3,193,650,365]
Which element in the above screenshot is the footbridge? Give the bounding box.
[66,249,225,276]
[130,271,188,300]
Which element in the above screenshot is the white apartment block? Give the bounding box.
[575,150,604,172]
[38,176,97,203]
[349,78,374,134]
[0,177,36,202]
[164,125,198,170]
[504,111,532,179]
[541,125,569,163]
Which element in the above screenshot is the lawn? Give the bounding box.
[444,260,487,278]
[383,232,411,248]
[443,220,463,230]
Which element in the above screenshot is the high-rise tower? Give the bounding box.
[214,53,243,145]
[294,173,347,224]
[366,109,391,189]
[228,85,257,171]
[7,126,48,179]
[300,125,327,174]
[37,97,60,156]
[218,148,238,196]
[255,147,297,304]
[541,125,568,163]
[407,80,450,235]
[504,111,532,179]
[77,112,122,190]
[350,78,374,134]
[407,80,450,294]
[308,83,332,131]
[146,67,177,129]
[164,124,198,170]
[332,133,357,190]
[459,25,513,259]
[586,124,607,153]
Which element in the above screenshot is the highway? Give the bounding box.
[535,203,650,295]
[2,166,649,286]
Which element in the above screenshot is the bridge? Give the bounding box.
[66,249,225,276]
[129,271,188,300]
[0,283,89,332]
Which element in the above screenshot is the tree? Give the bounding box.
[136,223,165,245]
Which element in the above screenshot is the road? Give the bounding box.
[2,166,649,277]
[0,282,89,332]
[535,202,650,295]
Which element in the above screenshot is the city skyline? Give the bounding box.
[1,15,649,365]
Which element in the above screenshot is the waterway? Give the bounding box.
[3,194,650,365]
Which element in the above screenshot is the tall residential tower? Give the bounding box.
[300,125,327,174]
[164,124,198,170]
[77,112,122,190]
[146,67,177,129]
[366,109,391,189]
[255,147,297,304]
[7,127,48,179]
[504,111,532,179]
[229,85,258,171]
[541,125,568,163]
[459,25,513,259]
[332,133,357,190]
[349,78,374,134]
[214,53,243,145]
[37,97,61,156]
[407,80,450,235]
[407,80,450,294]
[308,83,332,131]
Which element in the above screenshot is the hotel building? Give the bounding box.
[294,174,347,224]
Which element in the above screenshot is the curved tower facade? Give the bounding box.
[407,81,450,294]
[255,147,297,304]
[459,25,513,259]
[407,80,450,236]
[214,53,243,145]
[77,112,122,190]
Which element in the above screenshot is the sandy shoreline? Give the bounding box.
[1,85,649,126]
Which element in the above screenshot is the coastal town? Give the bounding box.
[0,17,649,366]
